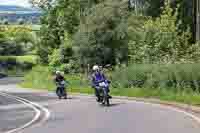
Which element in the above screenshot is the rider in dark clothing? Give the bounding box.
[55,71,65,83]
[54,71,66,98]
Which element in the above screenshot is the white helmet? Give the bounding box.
[56,71,61,75]
[93,65,99,71]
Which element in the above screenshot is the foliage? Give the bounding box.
[30,0,53,9]
[33,0,199,75]
[128,1,199,64]
[145,0,165,17]
[48,49,61,70]
[144,0,194,41]
[74,0,129,67]
[36,0,80,64]
[0,25,36,55]
[47,32,79,73]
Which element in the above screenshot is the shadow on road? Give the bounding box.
[109,102,126,107]
[99,102,126,108]
[66,97,78,100]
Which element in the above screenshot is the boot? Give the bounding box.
[96,96,101,102]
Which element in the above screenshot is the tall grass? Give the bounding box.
[112,64,200,93]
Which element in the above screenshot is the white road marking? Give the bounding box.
[0,100,60,110]
[0,92,51,133]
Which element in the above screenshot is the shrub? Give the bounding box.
[128,1,200,64]
[48,46,80,74]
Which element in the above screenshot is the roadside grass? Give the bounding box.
[111,87,200,105]
[20,66,200,106]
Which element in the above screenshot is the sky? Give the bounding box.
[0,0,31,7]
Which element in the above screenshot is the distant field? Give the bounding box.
[0,25,41,31]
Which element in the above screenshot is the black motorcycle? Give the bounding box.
[56,80,67,99]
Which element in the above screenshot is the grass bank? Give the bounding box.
[20,66,200,106]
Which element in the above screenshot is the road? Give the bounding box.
[1,77,200,133]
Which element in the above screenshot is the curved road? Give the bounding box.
[1,77,200,133]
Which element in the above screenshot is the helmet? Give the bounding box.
[56,71,61,75]
[93,65,99,71]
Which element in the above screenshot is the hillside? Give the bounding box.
[0,5,39,12]
[0,5,41,24]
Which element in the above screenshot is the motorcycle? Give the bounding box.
[56,80,67,99]
[96,80,111,106]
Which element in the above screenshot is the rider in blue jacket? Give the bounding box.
[91,65,111,102]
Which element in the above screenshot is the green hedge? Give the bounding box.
[111,64,200,92]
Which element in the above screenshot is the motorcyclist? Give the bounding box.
[54,71,66,99]
[55,71,65,83]
[91,65,111,102]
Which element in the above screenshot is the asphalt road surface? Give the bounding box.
[1,77,200,133]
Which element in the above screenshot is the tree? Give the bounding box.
[18,18,25,25]
[35,0,80,64]
[145,0,165,17]
[128,0,199,64]
[74,0,129,67]
[29,0,53,9]
[3,19,9,25]
[0,26,24,55]
[0,25,36,55]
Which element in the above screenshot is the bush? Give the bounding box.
[128,1,200,64]
[0,41,25,56]
[111,64,200,92]
[48,47,80,74]
[74,0,129,66]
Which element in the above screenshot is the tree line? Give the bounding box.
[29,0,200,73]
